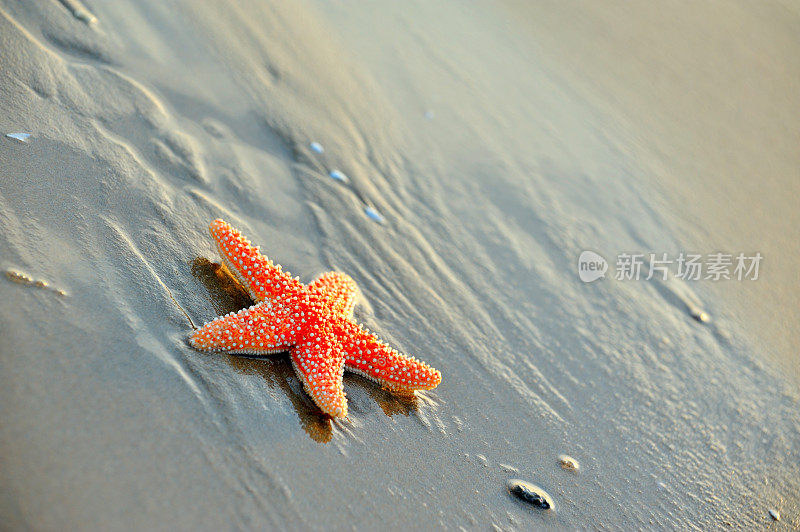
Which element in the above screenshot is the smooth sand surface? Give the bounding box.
[1,1,798,529]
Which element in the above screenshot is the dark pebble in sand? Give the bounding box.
[507,479,554,510]
[364,206,384,223]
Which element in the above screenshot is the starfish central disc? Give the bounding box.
[189,219,442,418]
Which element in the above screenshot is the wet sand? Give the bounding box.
[1,0,798,529]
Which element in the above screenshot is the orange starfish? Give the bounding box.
[189,219,442,417]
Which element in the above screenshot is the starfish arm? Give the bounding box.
[209,219,304,302]
[336,318,442,393]
[308,271,359,319]
[290,330,348,417]
[189,300,297,355]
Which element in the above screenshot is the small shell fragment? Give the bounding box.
[309,142,324,154]
[769,509,780,521]
[506,479,554,510]
[75,10,97,24]
[6,133,31,142]
[329,170,349,183]
[558,454,580,472]
[364,206,384,223]
[59,0,97,24]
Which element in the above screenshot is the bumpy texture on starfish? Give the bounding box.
[189,219,442,417]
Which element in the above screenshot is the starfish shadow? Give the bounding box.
[224,354,335,443]
[191,257,253,314]
[192,257,333,441]
[345,374,421,417]
[190,257,420,440]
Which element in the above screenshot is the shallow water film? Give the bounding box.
[1,0,798,529]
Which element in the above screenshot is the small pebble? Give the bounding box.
[309,142,324,154]
[6,133,31,142]
[329,170,349,183]
[689,306,710,323]
[558,454,580,472]
[364,206,384,223]
[5,269,66,296]
[507,479,554,510]
[499,463,518,473]
[6,270,33,284]
[769,509,780,521]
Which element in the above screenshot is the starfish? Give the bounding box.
[189,219,442,418]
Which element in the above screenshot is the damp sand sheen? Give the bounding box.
[1,1,798,530]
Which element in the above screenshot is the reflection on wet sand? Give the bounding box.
[349,374,420,418]
[191,257,253,315]
[226,354,334,443]
[190,256,421,442]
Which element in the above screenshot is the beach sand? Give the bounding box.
[1,0,798,529]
